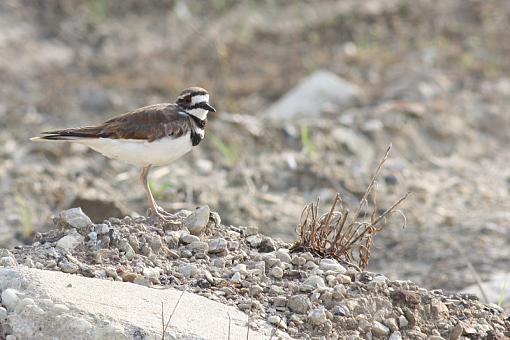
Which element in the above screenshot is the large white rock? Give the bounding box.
[263,70,362,125]
[0,267,280,340]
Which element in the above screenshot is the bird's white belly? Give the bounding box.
[79,133,193,166]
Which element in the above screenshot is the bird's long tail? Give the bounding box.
[30,126,104,141]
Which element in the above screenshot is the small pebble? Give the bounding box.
[270,267,284,279]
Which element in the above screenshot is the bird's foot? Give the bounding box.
[148,206,181,225]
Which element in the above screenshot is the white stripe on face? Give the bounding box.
[187,107,208,120]
[192,94,209,105]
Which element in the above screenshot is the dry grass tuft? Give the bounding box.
[291,145,409,271]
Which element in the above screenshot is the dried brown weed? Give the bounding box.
[291,145,409,271]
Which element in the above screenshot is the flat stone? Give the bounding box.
[55,208,93,229]
[181,234,200,244]
[58,260,79,274]
[0,267,277,339]
[319,259,346,273]
[56,232,84,251]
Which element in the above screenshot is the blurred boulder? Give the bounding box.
[263,70,362,125]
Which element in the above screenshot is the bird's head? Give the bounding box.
[176,87,216,120]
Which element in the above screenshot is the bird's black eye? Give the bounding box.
[185,95,192,103]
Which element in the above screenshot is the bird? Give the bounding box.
[31,86,216,222]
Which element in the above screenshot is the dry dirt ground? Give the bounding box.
[1,0,510,309]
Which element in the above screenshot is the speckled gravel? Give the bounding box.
[5,208,510,339]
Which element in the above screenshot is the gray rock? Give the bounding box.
[372,275,388,284]
[231,272,242,283]
[96,224,110,235]
[308,307,327,326]
[270,267,284,279]
[389,331,402,340]
[231,264,247,275]
[246,235,262,248]
[319,259,346,273]
[56,232,84,251]
[14,297,35,314]
[287,294,311,314]
[263,70,362,124]
[0,306,7,320]
[52,304,70,314]
[275,250,292,264]
[0,256,17,267]
[1,288,20,311]
[55,208,93,229]
[398,315,408,329]
[332,305,350,316]
[302,275,325,290]
[118,240,136,260]
[372,321,390,337]
[448,323,463,340]
[59,260,79,274]
[180,264,198,278]
[268,315,282,326]
[181,234,200,244]
[208,238,228,253]
[188,241,209,253]
[184,206,210,235]
[258,237,276,252]
[244,226,258,236]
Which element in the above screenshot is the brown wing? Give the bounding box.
[40,104,192,143]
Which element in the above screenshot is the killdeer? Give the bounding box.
[31,87,216,222]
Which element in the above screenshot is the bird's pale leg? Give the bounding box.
[139,165,178,221]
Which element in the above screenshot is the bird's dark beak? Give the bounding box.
[202,103,216,112]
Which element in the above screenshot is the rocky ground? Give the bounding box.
[1,0,510,337]
[0,207,508,339]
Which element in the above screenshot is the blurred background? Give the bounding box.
[0,0,509,308]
